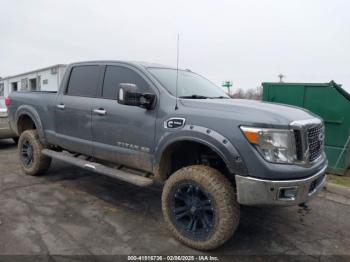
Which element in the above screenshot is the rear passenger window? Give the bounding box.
[102,66,148,99]
[66,66,100,97]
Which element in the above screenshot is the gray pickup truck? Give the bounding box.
[8,61,327,250]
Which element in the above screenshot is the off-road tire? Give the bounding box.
[18,130,51,176]
[162,165,240,250]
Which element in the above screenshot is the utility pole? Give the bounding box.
[278,74,285,83]
[222,81,233,95]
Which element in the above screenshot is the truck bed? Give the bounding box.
[8,91,58,141]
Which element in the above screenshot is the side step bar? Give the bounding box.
[42,149,153,187]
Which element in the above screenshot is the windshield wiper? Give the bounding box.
[179,95,210,99]
[179,95,230,99]
[210,96,230,99]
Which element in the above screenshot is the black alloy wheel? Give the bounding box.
[18,130,51,176]
[21,139,34,167]
[170,182,215,240]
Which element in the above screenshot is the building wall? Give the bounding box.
[0,65,66,110]
[0,64,67,94]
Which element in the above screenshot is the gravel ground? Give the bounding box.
[0,139,349,261]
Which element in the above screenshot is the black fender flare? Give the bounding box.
[15,105,47,144]
[154,124,248,179]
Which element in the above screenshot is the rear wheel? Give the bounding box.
[18,130,51,176]
[162,165,240,250]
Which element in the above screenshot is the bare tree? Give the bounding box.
[230,88,245,99]
[230,86,262,100]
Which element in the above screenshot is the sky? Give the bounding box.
[0,0,349,92]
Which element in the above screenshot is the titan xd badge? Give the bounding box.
[164,118,186,129]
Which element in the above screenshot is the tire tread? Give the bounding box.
[162,165,240,250]
[18,130,51,176]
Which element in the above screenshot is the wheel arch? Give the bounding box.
[154,126,247,181]
[15,105,46,144]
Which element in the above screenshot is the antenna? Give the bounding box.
[175,33,180,110]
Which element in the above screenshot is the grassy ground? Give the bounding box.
[328,174,350,188]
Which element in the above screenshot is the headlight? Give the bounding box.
[240,126,297,164]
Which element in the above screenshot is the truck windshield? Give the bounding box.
[147,68,229,99]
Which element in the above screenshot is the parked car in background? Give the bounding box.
[0,93,17,142]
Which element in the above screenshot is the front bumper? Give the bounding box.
[235,163,327,206]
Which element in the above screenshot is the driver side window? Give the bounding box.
[102,66,148,99]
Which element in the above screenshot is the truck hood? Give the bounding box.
[180,98,319,126]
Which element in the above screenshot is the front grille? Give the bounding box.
[294,130,303,160]
[307,125,323,162]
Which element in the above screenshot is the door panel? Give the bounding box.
[92,101,156,171]
[55,65,101,156]
[55,95,94,155]
[92,65,157,172]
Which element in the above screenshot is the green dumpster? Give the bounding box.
[262,81,350,175]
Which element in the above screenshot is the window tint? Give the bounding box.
[102,66,148,99]
[67,66,100,97]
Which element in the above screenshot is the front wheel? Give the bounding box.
[18,130,51,176]
[162,165,240,250]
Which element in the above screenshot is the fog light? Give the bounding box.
[278,187,298,201]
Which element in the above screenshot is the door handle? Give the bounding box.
[93,108,107,115]
[56,104,65,110]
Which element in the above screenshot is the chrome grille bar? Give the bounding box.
[290,118,324,166]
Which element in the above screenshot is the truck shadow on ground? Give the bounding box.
[0,139,17,150]
[40,160,311,255]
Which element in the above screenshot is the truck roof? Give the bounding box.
[69,60,181,70]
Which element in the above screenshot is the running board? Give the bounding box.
[42,149,153,187]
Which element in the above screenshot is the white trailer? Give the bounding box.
[0,64,66,141]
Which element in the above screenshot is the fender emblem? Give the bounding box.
[164,118,186,129]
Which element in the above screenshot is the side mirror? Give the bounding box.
[117,83,156,110]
